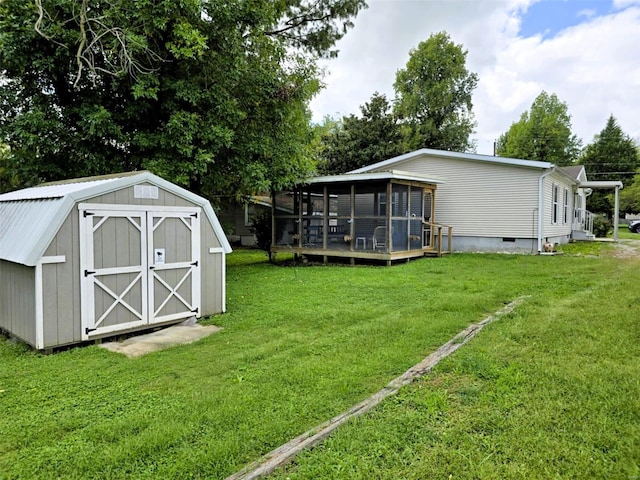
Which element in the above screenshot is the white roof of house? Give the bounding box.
[0,172,232,266]
[349,148,554,173]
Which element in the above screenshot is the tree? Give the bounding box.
[393,32,478,152]
[580,116,640,215]
[318,92,404,174]
[0,143,18,193]
[620,169,640,215]
[495,91,581,165]
[0,0,367,199]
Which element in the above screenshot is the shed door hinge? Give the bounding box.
[85,327,97,334]
[191,261,198,267]
[191,212,198,218]
[84,270,95,277]
[83,211,94,217]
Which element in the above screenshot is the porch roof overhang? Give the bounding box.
[303,170,446,186]
[579,180,624,241]
[579,181,624,189]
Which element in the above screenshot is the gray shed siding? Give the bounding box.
[392,155,541,238]
[0,260,36,345]
[87,183,195,208]
[42,211,81,347]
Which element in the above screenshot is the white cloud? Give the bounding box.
[310,1,640,155]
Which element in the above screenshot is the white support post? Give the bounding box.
[613,185,620,241]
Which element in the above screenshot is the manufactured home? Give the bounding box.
[351,149,622,253]
[0,172,232,350]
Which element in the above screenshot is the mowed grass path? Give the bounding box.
[1,244,639,479]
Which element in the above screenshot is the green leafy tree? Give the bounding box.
[318,92,404,174]
[0,0,366,198]
[620,169,640,215]
[496,91,581,165]
[0,144,18,193]
[393,32,478,152]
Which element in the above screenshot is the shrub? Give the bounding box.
[592,215,612,238]
[249,208,273,262]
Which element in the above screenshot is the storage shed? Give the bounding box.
[0,172,232,350]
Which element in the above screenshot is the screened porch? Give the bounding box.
[271,171,451,265]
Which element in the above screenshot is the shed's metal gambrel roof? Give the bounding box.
[0,172,232,266]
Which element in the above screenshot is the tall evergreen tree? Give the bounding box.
[393,32,478,152]
[580,115,639,215]
[496,91,581,165]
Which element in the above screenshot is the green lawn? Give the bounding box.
[614,227,640,240]
[1,245,639,479]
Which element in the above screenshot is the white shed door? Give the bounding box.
[80,206,201,340]
[147,211,201,324]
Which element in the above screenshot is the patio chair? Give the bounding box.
[372,226,392,250]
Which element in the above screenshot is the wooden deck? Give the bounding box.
[271,245,449,265]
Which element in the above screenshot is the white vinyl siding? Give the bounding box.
[543,173,574,238]
[391,155,541,238]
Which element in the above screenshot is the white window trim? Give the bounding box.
[552,184,559,225]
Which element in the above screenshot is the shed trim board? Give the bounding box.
[78,203,202,340]
[35,255,67,349]
[207,247,227,312]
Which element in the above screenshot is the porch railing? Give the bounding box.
[572,209,594,235]
[424,222,453,256]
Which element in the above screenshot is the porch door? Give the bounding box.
[423,190,434,248]
[80,206,201,339]
[147,211,201,324]
[80,209,148,339]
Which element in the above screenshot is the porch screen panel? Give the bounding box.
[409,188,423,250]
[424,191,433,222]
[273,191,298,246]
[391,184,409,252]
[301,186,324,247]
[354,183,386,250]
[326,186,351,251]
[274,218,296,246]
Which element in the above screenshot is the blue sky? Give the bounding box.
[519,0,613,38]
[310,0,640,155]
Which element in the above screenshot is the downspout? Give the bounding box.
[537,167,555,253]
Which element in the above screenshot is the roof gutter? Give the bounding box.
[537,167,555,253]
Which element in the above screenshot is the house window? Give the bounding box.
[552,184,559,224]
[563,188,569,224]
